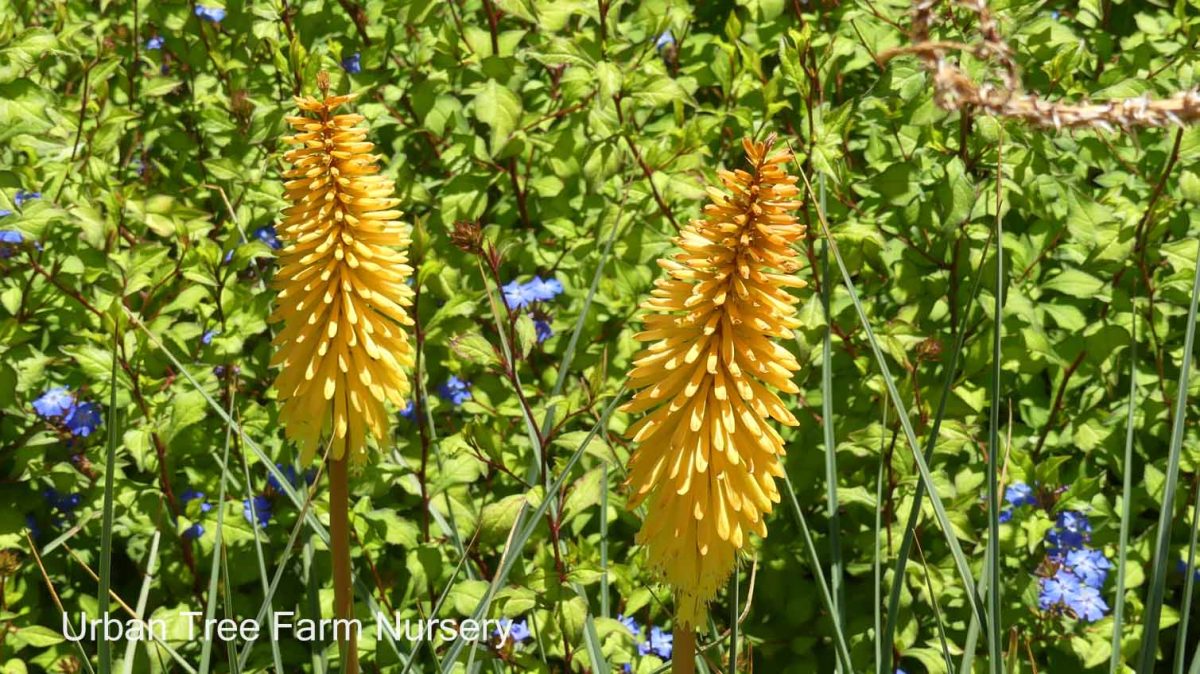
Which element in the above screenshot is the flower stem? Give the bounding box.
[673,625,696,674]
[330,453,359,674]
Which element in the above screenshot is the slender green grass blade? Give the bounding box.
[120,531,160,674]
[1137,237,1200,672]
[236,446,284,673]
[601,462,610,619]
[874,404,888,674]
[97,327,120,674]
[1174,478,1200,673]
[729,568,739,673]
[1110,309,1139,674]
[914,535,955,673]
[199,394,238,674]
[821,237,845,639]
[986,153,1006,674]
[781,470,854,671]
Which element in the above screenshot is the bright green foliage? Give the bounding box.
[1,0,1200,672]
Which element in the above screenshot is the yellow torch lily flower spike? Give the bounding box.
[270,91,415,465]
[625,135,806,631]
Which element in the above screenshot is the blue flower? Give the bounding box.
[1046,510,1091,557]
[618,614,639,636]
[1065,548,1111,588]
[534,318,552,343]
[438,376,471,406]
[183,523,205,539]
[0,209,11,217]
[243,496,272,528]
[65,401,102,438]
[502,280,538,310]
[254,225,281,250]
[25,514,41,540]
[0,230,24,245]
[1038,569,1081,610]
[496,618,530,643]
[267,464,299,492]
[526,276,563,302]
[1178,559,1200,581]
[998,507,1013,523]
[342,52,362,74]
[1057,510,1091,534]
[33,387,76,419]
[1065,583,1108,622]
[182,490,213,513]
[146,36,164,50]
[399,401,416,420]
[201,329,219,345]
[194,5,226,22]
[643,626,672,659]
[43,489,82,513]
[1004,482,1035,507]
[655,30,675,50]
[14,190,40,207]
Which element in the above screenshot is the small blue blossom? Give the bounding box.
[1065,548,1111,588]
[1178,559,1200,581]
[267,464,299,492]
[495,618,530,643]
[526,276,563,302]
[1004,482,1036,508]
[146,36,164,50]
[998,507,1013,523]
[1065,583,1108,622]
[399,401,416,420]
[183,523,205,539]
[644,626,672,659]
[43,489,82,513]
[33,387,76,419]
[1038,568,1081,610]
[1046,510,1091,557]
[194,4,226,22]
[25,514,41,540]
[243,495,272,528]
[201,329,219,345]
[342,52,362,74]
[618,614,639,636]
[65,401,102,438]
[182,490,213,513]
[655,30,675,50]
[534,319,552,343]
[438,376,472,406]
[0,209,11,217]
[254,225,282,250]
[502,280,538,310]
[14,190,40,207]
[0,230,25,244]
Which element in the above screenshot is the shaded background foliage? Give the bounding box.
[1,0,1200,672]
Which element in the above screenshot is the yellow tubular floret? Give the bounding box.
[624,135,807,627]
[271,93,414,465]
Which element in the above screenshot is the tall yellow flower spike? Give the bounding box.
[270,91,415,465]
[625,135,807,630]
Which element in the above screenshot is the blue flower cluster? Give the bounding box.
[243,494,272,529]
[494,618,531,644]
[181,489,214,539]
[33,488,85,532]
[146,36,164,50]
[438,375,472,406]
[254,225,282,250]
[617,614,672,670]
[15,190,40,207]
[502,274,562,344]
[1005,481,1111,623]
[194,4,226,22]
[342,52,362,74]
[32,386,104,438]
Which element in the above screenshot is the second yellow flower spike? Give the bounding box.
[625,135,808,627]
